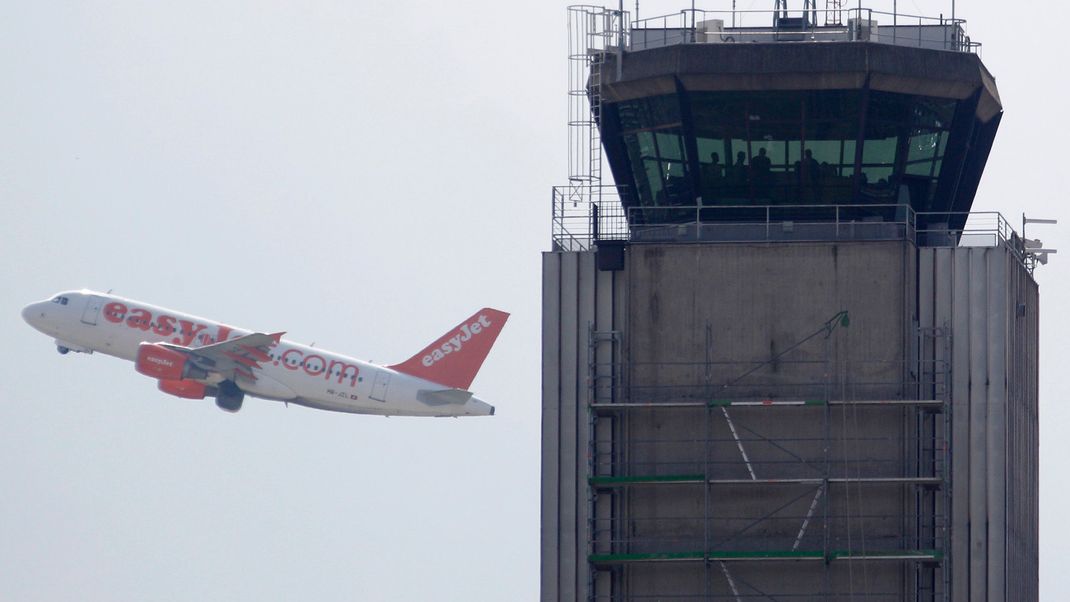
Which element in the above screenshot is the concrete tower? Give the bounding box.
[543,5,1039,601]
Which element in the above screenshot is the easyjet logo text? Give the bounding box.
[277,348,360,387]
[104,301,359,387]
[104,302,235,347]
[421,314,492,367]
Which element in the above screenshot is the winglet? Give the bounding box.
[389,308,509,390]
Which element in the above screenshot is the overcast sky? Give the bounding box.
[1,1,1067,600]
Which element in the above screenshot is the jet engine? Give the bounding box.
[158,379,209,400]
[215,380,244,412]
[135,343,206,381]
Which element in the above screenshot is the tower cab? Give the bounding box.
[587,7,999,243]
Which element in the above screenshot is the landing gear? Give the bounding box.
[57,346,69,354]
[215,380,245,413]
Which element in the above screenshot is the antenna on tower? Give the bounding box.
[1022,215,1058,271]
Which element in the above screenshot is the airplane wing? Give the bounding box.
[160,332,284,382]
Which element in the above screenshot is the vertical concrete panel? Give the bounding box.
[1024,261,1040,601]
[1027,262,1040,601]
[595,268,616,376]
[541,253,561,602]
[935,246,1038,601]
[918,250,934,411]
[1006,253,1022,602]
[592,267,616,598]
[575,252,597,602]
[1003,254,1039,602]
[949,249,972,602]
[903,241,918,387]
[932,248,955,600]
[986,250,1007,602]
[968,250,989,602]
[558,252,580,599]
[919,249,934,338]
[935,249,954,335]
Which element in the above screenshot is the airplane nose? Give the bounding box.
[22,302,46,329]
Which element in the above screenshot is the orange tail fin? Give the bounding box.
[389,308,509,390]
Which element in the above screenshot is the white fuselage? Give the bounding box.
[21,290,494,417]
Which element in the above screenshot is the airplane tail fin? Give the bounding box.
[389,308,509,390]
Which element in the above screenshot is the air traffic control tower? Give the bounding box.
[543,4,1042,601]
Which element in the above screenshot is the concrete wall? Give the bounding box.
[919,246,1040,602]
[619,242,917,599]
[625,242,913,400]
[542,251,624,602]
[543,241,1038,601]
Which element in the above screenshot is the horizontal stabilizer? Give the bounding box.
[417,388,473,406]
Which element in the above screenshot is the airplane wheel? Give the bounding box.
[57,346,69,355]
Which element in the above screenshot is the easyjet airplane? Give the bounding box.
[21,290,507,416]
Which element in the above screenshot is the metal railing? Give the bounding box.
[551,184,1026,263]
[625,7,979,53]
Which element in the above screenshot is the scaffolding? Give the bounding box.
[585,315,952,600]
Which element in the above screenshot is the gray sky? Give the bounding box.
[1,1,1067,600]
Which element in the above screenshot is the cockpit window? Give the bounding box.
[51,296,69,305]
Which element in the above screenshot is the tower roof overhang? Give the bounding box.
[602,42,1000,123]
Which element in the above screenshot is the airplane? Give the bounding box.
[21,290,508,417]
